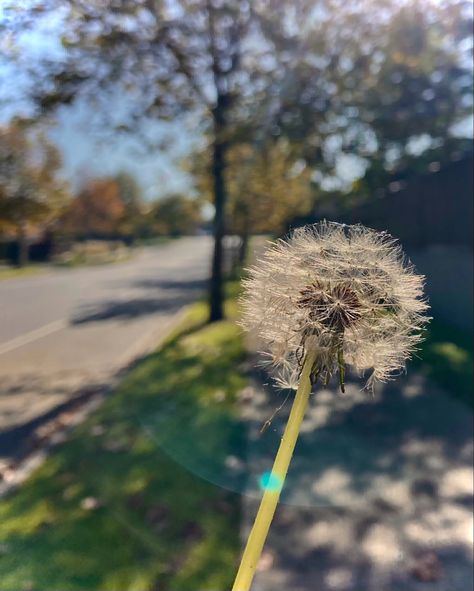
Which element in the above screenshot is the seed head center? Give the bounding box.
[297,281,363,331]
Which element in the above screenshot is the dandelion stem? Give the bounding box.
[231,350,317,591]
[337,347,345,393]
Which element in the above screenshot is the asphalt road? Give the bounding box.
[0,236,212,443]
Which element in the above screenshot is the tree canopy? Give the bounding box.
[147,193,203,237]
[61,177,125,238]
[0,119,69,264]
[1,0,472,292]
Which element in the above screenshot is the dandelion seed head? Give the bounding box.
[240,221,430,391]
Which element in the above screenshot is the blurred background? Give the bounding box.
[0,1,472,590]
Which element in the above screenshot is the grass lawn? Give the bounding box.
[414,319,473,408]
[0,284,247,591]
[0,265,48,281]
[135,237,175,247]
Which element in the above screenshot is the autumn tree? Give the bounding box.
[1,0,292,320]
[62,178,125,239]
[194,140,313,262]
[113,172,143,241]
[0,119,68,266]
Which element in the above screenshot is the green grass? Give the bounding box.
[0,265,48,281]
[414,319,473,407]
[53,250,133,268]
[135,237,175,247]
[0,285,247,591]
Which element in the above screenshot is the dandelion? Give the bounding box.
[232,221,429,591]
[241,221,429,392]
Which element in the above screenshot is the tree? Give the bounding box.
[270,0,473,194]
[2,0,471,286]
[1,0,287,321]
[194,139,313,263]
[61,178,125,239]
[0,119,68,266]
[113,172,144,241]
[148,194,202,237]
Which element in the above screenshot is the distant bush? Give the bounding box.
[54,240,129,266]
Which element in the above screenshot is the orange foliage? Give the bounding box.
[63,178,125,236]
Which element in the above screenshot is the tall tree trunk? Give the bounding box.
[17,222,29,268]
[209,107,227,323]
[237,205,251,267]
[238,230,249,266]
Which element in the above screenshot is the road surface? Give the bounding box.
[0,237,212,456]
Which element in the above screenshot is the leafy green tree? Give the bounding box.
[147,194,202,237]
[272,0,473,193]
[0,119,68,266]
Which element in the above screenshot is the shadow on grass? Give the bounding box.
[0,299,247,591]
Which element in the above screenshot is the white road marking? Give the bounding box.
[0,319,67,356]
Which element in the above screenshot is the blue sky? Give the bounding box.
[48,100,200,199]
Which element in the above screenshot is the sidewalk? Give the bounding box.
[239,370,473,591]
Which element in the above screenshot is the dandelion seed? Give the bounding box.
[240,221,430,392]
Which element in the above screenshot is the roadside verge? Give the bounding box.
[0,282,248,591]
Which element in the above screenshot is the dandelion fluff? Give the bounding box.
[240,221,430,391]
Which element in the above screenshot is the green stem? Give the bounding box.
[231,350,317,591]
[337,347,345,393]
